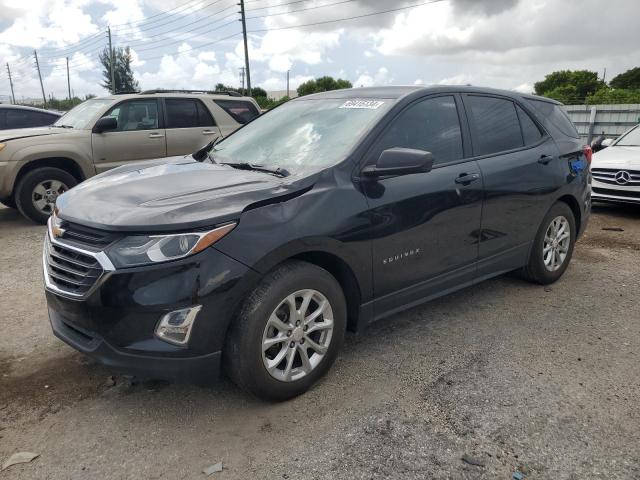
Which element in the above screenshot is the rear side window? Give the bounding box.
[214,100,260,124]
[467,96,523,156]
[373,95,463,165]
[166,99,215,128]
[6,109,35,128]
[0,110,5,129]
[524,98,579,139]
[516,105,543,145]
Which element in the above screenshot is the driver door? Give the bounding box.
[361,94,483,318]
[91,98,167,174]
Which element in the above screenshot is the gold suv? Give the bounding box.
[0,90,260,223]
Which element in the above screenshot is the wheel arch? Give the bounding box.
[556,194,581,233]
[13,157,86,195]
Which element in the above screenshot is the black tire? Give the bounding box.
[224,260,347,401]
[0,197,16,209]
[15,167,77,224]
[521,202,576,285]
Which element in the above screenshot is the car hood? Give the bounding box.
[0,126,71,142]
[56,157,315,232]
[592,145,640,169]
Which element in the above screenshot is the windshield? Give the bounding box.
[616,125,640,146]
[212,98,391,173]
[54,98,114,129]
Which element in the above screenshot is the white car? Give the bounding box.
[591,124,640,205]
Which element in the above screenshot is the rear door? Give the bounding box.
[91,98,166,173]
[461,94,563,278]
[362,94,483,318]
[164,98,221,156]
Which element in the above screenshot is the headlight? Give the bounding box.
[0,143,5,152]
[106,223,236,268]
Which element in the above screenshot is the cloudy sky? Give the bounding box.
[0,0,638,101]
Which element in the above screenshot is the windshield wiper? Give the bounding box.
[221,162,290,177]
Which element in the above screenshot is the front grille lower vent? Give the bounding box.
[44,236,104,297]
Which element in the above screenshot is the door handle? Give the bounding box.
[202,130,216,135]
[538,154,553,165]
[454,173,480,185]
[148,132,164,138]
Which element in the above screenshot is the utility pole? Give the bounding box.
[108,27,116,94]
[239,0,251,96]
[34,50,47,108]
[286,70,290,98]
[239,67,245,94]
[6,63,15,104]
[602,67,607,84]
[66,57,71,100]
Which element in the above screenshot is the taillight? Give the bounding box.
[582,145,592,166]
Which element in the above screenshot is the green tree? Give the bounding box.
[609,67,640,90]
[534,70,605,103]
[297,76,353,97]
[99,46,140,94]
[586,87,640,104]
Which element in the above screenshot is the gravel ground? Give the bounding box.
[0,203,639,479]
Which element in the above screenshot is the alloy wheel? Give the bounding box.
[262,289,334,382]
[543,215,571,272]
[32,180,68,215]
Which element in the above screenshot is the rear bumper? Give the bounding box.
[49,307,221,384]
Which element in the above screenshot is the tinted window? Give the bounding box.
[516,105,543,145]
[0,110,5,129]
[5,109,56,129]
[166,98,198,128]
[524,98,579,139]
[467,96,523,156]
[373,96,463,165]
[102,100,159,131]
[214,100,260,124]
[196,100,215,127]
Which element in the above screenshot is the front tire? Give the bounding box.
[15,167,77,224]
[224,260,347,401]
[521,202,576,285]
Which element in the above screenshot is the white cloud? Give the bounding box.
[354,67,392,88]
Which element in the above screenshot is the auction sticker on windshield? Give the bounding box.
[340,99,385,109]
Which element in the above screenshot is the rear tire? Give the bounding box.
[15,167,77,224]
[521,202,576,285]
[224,260,346,401]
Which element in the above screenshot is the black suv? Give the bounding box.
[44,86,591,401]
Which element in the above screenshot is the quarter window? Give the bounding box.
[467,96,523,156]
[214,99,260,124]
[516,105,543,145]
[373,96,464,165]
[165,99,214,128]
[102,100,159,132]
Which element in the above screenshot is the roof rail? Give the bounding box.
[139,89,243,97]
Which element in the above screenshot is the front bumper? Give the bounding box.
[49,306,221,384]
[44,232,260,383]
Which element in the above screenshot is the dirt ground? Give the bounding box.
[0,203,639,480]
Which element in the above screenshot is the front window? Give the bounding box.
[616,125,640,146]
[54,98,114,129]
[212,98,391,173]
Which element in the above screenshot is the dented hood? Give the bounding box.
[56,157,315,232]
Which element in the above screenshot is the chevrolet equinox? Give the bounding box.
[43,86,591,401]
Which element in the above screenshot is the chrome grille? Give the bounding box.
[591,168,640,186]
[44,235,104,297]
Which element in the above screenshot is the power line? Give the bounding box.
[245,0,360,20]
[248,0,448,33]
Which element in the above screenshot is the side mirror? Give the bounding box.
[362,147,434,178]
[601,138,613,148]
[93,116,118,134]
